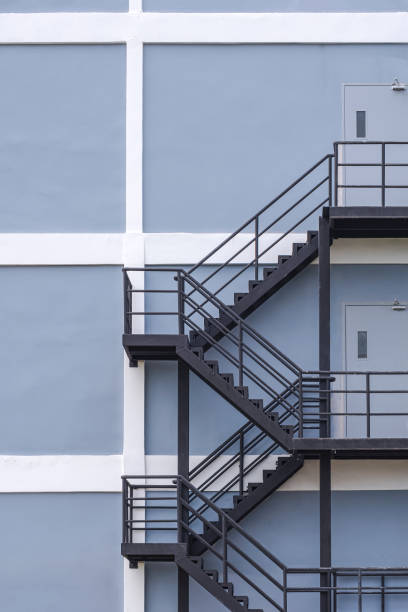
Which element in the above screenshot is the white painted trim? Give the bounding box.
[3,13,408,44]
[145,456,408,491]
[129,0,142,13]
[0,233,124,265]
[0,455,122,492]
[126,41,143,233]
[4,234,408,266]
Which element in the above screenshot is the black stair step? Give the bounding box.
[278,255,291,266]
[277,455,291,468]
[235,386,249,399]
[292,242,306,255]
[307,230,318,243]
[190,340,204,359]
[189,556,204,569]
[234,292,247,305]
[249,398,263,410]
[235,595,249,607]
[204,569,219,582]
[220,582,235,596]
[247,482,261,493]
[189,333,206,351]
[205,360,219,374]
[265,411,279,422]
[204,318,222,335]
[233,494,247,506]
[281,424,294,436]
[248,279,262,292]
[219,372,234,385]
[262,266,277,280]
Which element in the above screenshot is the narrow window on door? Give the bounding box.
[356,111,366,138]
[357,330,367,359]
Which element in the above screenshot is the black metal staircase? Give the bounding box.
[122,142,408,611]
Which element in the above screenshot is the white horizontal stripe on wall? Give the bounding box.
[2,13,408,44]
[145,456,408,491]
[0,455,122,492]
[3,234,408,266]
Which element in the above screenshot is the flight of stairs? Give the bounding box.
[190,454,304,556]
[189,230,319,351]
[176,554,264,612]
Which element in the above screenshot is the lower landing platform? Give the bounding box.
[121,543,187,567]
[293,437,408,459]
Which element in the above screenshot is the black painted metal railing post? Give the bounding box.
[382,142,386,207]
[177,272,185,335]
[122,477,128,544]
[238,320,243,387]
[334,143,338,207]
[328,154,333,207]
[283,568,287,612]
[239,431,244,496]
[358,569,363,612]
[123,271,132,334]
[381,575,385,612]
[222,513,228,585]
[366,373,371,438]
[254,215,259,282]
[299,371,304,438]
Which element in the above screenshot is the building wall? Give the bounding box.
[1,5,408,612]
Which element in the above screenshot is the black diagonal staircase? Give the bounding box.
[189,231,319,351]
[176,555,264,612]
[176,345,295,451]
[189,454,304,556]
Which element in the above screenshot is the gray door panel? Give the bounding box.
[345,305,408,438]
[343,85,408,206]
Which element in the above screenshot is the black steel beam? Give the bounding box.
[178,360,190,612]
[121,543,187,563]
[123,334,188,363]
[320,453,331,612]
[319,215,331,438]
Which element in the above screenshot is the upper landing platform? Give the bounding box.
[326,206,408,238]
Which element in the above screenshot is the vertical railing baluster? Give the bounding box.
[255,215,259,282]
[238,321,243,387]
[239,431,244,496]
[333,570,337,612]
[382,142,386,207]
[366,373,371,438]
[358,570,362,612]
[130,484,134,544]
[122,478,127,543]
[283,568,287,612]
[334,143,339,207]
[177,272,185,335]
[328,155,333,207]
[299,371,304,438]
[222,514,228,585]
[123,271,132,335]
[381,574,385,612]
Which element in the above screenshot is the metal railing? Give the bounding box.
[187,153,333,301]
[334,141,408,207]
[122,475,408,611]
[124,266,303,425]
[304,370,408,439]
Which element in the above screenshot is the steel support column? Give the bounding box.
[319,213,332,612]
[319,213,331,438]
[178,360,189,612]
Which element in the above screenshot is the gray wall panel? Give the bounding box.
[144,44,408,231]
[0,266,123,454]
[0,45,125,231]
[0,0,128,10]
[0,493,123,612]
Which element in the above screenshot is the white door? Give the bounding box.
[342,83,408,206]
[345,304,408,438]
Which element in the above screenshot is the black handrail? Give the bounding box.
[122,475,408,611]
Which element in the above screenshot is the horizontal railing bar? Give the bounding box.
[337,162,408,167]
[191,175,329,292]
[188,154,333,274]
[335,140,408,145]
[337,184,408,188]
